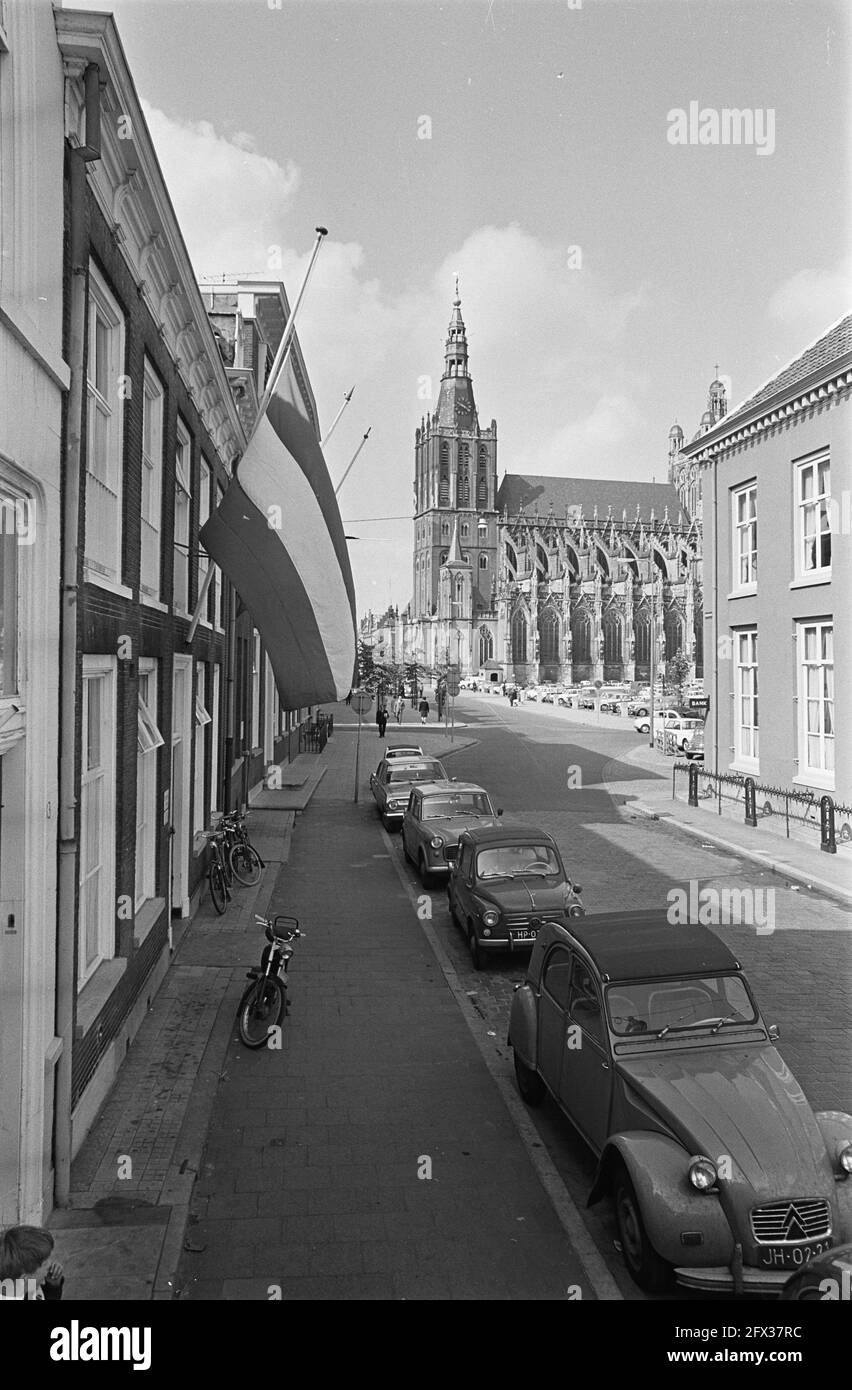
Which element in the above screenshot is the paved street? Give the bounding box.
[171,695,851,1301]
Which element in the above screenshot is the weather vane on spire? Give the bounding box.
[453,271,460,304]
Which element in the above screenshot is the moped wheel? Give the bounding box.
[229,841,263,886]
[238,977,286,1048]
[209,862,228,915]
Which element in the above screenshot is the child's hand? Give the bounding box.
[44,1262,63,1285]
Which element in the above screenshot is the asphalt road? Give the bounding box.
[384,691,852,1300]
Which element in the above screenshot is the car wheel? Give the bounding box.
[513,1051,545,1106]
[613,1166,673,1293]
[467,925,484,971]
[418,851,434,887]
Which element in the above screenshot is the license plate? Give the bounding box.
[758,1239,832,1269]
[510,928,537,942]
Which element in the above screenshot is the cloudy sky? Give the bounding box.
[75,0,850,615]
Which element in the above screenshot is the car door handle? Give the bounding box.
[601,1062,609,1071]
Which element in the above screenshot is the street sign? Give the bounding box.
[689,697,710,711]
[351,690,372,716]
[446,677,460,697]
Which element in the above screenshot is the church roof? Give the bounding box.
[497,474,683,522]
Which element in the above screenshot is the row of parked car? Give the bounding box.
[364,745,850,1295]
[503,681,707,758]
[367,744,852,1301]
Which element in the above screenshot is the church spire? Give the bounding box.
[444,274,470,380]
[436,277,477,430]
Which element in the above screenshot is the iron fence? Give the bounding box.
[672,761,852,849]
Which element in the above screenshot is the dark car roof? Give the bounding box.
[460,823,555,846]
[548,911,740,981]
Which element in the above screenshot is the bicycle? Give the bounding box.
[237,914,303,1048]
[220,809,265,886]
[205,828,232,915]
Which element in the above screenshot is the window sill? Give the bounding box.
[726,587,757,600]
[792,772,835,794]
[75,957,127,1037]
[140,593,169,613]
[133,895,165,949]
[84,570,133,601]
[730,760,760,777]
[789,573,831,591]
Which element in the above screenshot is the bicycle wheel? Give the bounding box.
[229,840,263,886]
[237,976,285,1048]
[221,835,234,888]
[209,861,228,915]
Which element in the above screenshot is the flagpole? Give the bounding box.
[187,225,328,643]
[320,386,355,451]
[334,426,371,498]
[251,225,328,441]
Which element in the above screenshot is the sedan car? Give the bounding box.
[402,781,501,884]
[663,717,704,752]
[634,708,681,735]
[369,756,447,828]
[508,911,852,1295]
[446,824,584,970]
[684,727,705,761]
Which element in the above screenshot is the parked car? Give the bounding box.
[684,727,705,761]
[779,1242,852,1301]
[634,708,681,735]
[508,911,852,1294]
[402,781,502,884]
[445,824,584,970]
[385,744,424,761]
[661,717,704,752]
[369,756,447,829]
[557,688,576,707]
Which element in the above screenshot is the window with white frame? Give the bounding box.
[735,629,759,764]
[732,482,757,589]
[193,663,212,835]
[79,658,117,986]
[215,481,225,630]
[798,621,834,779]
[197,456,211,621]
[210,665,221,816]
[140,361,163,599]
[136,661,164,911]
[796,454,831,577]
[173,421,191,612]
[0,490,21,697]
[86,264,125,583]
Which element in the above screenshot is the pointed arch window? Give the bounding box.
[479,626,494,667]
[634,608,650,667]
[603,608,623,666]
[571,609,591,664]
[664,607,683,661]
[539,607,560,665]
[511,608,528,663]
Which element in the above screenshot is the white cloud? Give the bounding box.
[768,260,852,332]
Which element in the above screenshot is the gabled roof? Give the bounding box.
[498,474,683,522]
[682,311,852,454]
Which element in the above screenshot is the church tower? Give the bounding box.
[412,281,498,628]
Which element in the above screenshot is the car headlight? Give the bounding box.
[430,835,444,849]
[838,1141,852,1175]
[568,903,584,918]
[482,908,500,929]
[688,1156,718,1191]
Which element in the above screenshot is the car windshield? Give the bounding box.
[422,792,493,819]
[606,975,758,1037]
[477,845,562,879]
[387,762,442,783]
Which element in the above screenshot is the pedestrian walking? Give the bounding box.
[376,705,388,738]
[0,1226,64,1300]
[418,696,430,724]
[345,689,352,706]
[393,694,404,724]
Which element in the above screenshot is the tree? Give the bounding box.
[664,649,692,708]
[357,638,376,691]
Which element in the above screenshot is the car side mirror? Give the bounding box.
[444,844,460,862]
[572,884,582,895]
[768,1023,780,1042]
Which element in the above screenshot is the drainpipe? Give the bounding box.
[223,578,237,813]
[55,65,102,1207]
[711,457,719,772]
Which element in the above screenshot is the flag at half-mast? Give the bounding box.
[200,351,357,708]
